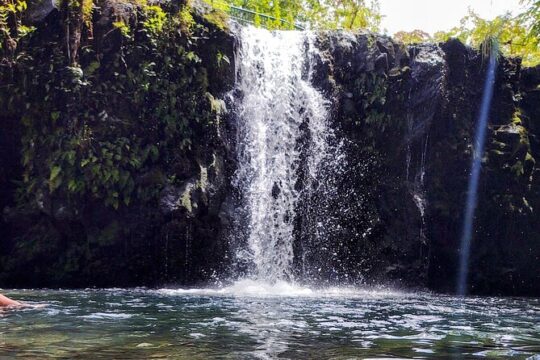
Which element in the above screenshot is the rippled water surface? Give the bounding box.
[1,284,539,359]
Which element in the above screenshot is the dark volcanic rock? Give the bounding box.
[0,0,235,288]
[307,32,540,295]
[25,0,58,24]
[1,3,539,295]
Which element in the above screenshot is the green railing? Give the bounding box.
[206,0,304,30]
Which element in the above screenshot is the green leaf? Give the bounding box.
[68,179,77,192]
[50,166,61,182]
[85,61,101,76]
[49,166,62,192]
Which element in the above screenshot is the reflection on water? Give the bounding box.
[0,285,539,359]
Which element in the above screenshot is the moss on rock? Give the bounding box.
[0,0,234,287]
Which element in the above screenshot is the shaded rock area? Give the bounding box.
[302,32,444,287]
[0,0,235,287]
[1,2,539,296]
[25,0,58,24]
[309,33,540,296]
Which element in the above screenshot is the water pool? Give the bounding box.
[1,283,539,359]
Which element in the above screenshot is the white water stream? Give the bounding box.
[232,27,332,283]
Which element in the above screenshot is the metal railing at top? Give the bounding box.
[207,0,305,30]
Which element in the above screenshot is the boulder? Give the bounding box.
[25,0,58,24]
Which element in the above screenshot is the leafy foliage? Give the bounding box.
[519,0,540,41]
[393,30,431,45]
[0,0,35,56]
[1,1,224,211]
[329,0,381,31]
[433,11,540,66]
[204,0,382,31]
[392,4,539,67]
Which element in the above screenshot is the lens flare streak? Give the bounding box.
[457,49,498,296]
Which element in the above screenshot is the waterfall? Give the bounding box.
[231,27,333,283]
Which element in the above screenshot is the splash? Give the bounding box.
[457,47,498,296]
[158,279,405,298]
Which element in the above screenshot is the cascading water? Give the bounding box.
[231,27,334,283]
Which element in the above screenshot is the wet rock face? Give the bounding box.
[424,40,540,296]
[25,0,58,24]
[309,33,540,295]
[303,32,444,286]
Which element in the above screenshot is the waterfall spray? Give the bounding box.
[456,43,498,296]
[232,27,332,283]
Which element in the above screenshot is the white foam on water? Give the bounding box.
[80,312,133,320]
[157,279,406,299]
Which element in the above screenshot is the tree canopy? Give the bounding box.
[206,0,382,31]
[216,0,539,66]
[386,1,540,66]
[433,10,540,66]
